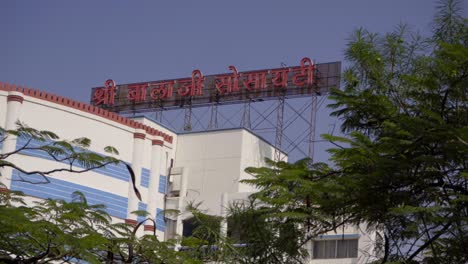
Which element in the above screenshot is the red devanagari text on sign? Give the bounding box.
[93,79,116,105]
[292,57,315,86]
[214,66,239,94]
[127,83,148,103]
[241,71,268,91]
[149,81,175,99]
[177,70,204,97]
[270,68,290,88]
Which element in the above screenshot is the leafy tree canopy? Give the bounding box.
[243,0,467,263]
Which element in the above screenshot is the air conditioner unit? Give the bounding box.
[171,174,181,192]
[169,167,183,193]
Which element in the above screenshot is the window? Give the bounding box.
[182,218,197,237]
[313,239,358,259]
[165,219,177,240]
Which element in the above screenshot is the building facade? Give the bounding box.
[0,83,379,263]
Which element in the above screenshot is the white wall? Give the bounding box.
[24,97,138,160]
[174,130,244,215]
[0,92,7,134]
[173,129,282,216]
[0,90,176,230]
[238,129,287,192]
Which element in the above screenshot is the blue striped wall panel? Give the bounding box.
[68,258,89,264]
[137,202,148,223]
[10,171,128,219]
[16,137,130,182]
[0,132,8,153]
[158,175,167,194]
[156,208,165,231]
[316,234,360,239]
[140,168,150,188]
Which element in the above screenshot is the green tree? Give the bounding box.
[224,197,310,264]
[242,159,357,263]
[0,190,129,263]
[108,210,200,264]
[243,0,467,263]
[174,185,328,264]
[0,189,200,263]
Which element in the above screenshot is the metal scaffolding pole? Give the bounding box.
[274,92,286,162]
[155,110,163,123]
[308,95,318,162]
[208,103,219,129]
[308,64,320,164]
[183,100,193,131]
[154,101,163,123]
[240,100,251,129]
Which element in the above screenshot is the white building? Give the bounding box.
[0,83,379,263]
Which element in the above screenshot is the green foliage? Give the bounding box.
[0,190,123,263]
[177,203,224,262]
[135,235,202,264]
[0,189,198,264]
[240,1,467,263]
[225,199,308,264]
[324,1,467,261]
[242,159,352,263]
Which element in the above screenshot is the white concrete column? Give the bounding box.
[126,129,146,226]
[1,91,24,190]
[305,240,314,262]
[144,138,163,234]
[220,192,229,237]
[175,168,189,236]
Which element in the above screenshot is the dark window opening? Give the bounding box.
[182,218,197,237]
[313,239,358,259]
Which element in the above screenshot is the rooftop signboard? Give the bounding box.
[90,58,341,112]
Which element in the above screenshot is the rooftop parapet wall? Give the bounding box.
[0,83,173,144]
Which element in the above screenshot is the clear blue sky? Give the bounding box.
[1,0,442,101]
[0,0,456,161]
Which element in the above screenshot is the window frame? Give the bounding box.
[312,238,359,259]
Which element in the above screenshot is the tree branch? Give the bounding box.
[3,160,117,184]
[407,221,452,261]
